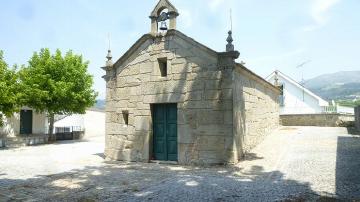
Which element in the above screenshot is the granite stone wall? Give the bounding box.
[354,106,360,130]
[105,32,235,165]
[280,114,355,127]
[233,66,280,158]
[104,31,280,165]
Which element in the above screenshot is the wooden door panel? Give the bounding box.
[153,104,177,161]
[20,110,32,135]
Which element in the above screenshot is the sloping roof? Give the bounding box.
[266,70,329,103]
[108,33,153,70]
[108,30,218,71]
[106,29,279,94]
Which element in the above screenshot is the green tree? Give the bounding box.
[356,100,360,107]
[0,51,20,127]
[20,48,97,139]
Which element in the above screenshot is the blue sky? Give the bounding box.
[1,0,359,99]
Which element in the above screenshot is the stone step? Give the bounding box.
[2,136,49,148]
[8,138,26,142]
[4,139,26,148]
[6,143,27,148]
[6,140,25,145]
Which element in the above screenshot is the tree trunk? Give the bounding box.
[48,113,55,141]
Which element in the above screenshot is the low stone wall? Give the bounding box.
[25,136,49,146]
[5,135,49,148]
[280,114,355,127]
[0,138,5,148]
[355,106,360,130]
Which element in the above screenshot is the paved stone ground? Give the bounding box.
[0,127,360,201]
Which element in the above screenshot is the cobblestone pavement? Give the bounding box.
[0,127,360,201]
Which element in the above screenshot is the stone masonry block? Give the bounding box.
[185,81,205,92]
[195,125,232,136]
[171,63,191,74]
[197,110,224,125]
[143,94,185,104]
[178,124,196,144]
[199,151,224,161]
[198,136,225,151]
[204,90,221,100]
[178,143,199,164]
[134,116,150,131]
[185,91,203,101]
[140,62,153,74]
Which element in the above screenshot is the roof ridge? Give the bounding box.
[269,70,329,103]
[110,30,220,70]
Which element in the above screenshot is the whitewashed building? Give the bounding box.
[54,110,105,139]
[266,70,329,115]
[0,107,48,137]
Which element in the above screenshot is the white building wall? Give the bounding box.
[84,110,105,139]
[268,75,326,115]
[53,110,105,139]
[33,111,48,135]
[54,114,84,129]
[0,114,19,137]
[337,105,355,115]
[0,108,48,137]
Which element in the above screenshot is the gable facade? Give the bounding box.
[103,0,280,165]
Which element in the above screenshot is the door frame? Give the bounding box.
[151,103,178,162]
[20,109,33,135]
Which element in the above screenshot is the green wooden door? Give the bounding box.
[153,104,177,161]
[20,110,33,135]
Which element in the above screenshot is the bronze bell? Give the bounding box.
[159,21,168,31]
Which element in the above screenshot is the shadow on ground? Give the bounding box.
[336,136,360,200]
[242,153,264,161]
[0,159,321,202]
[346,127,360,135]
[53,139,91,145]
[93,153,106,159]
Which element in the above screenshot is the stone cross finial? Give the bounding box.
[226,31,234,52]
[106,50,113,67]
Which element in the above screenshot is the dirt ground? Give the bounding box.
[0,127,360,201]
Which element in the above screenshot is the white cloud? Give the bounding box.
[209,0,225,11]
[178,8,193,28]
[304,0,340,31]
[312,0,340,24]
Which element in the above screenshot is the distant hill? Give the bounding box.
[91,99,106,111]
[304,71,360,101]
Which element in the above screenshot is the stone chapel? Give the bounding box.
[102,0,280,165]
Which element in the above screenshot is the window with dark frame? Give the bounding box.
[122,110,129,126]
[158,58,167,77]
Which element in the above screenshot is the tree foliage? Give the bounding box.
[0,51,20,127]
[20,48,97,135]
